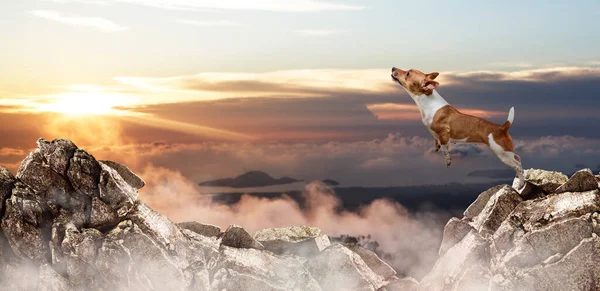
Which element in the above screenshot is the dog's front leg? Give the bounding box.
[434,139,441,152]
[440,144,451,167]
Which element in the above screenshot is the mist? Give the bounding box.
[138,164,448,279]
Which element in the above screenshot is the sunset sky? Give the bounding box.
[1,0,600,187]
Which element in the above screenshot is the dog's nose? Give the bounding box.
[391,67,397,72]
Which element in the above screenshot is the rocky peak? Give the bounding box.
[422,168,600,291]
[1,138,599,291]
[0,139,399,290]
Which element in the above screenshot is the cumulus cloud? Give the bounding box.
[30,10,128,32]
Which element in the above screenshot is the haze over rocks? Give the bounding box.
[0,138,599,291]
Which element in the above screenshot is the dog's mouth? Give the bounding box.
[391,74,402,84]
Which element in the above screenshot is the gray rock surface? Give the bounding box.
[177,221,221,237]
[555,168,598,194]
[2,139,599,291]
[305,243,387,291]
[253,226,330,256]
[420,167,600,291]
[221,224,265,250]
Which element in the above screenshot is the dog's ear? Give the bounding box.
[426,72,439,80]
[423,80,439,90]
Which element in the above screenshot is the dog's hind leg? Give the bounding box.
[488,133,525,189]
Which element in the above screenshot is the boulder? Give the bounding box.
[16,149,72,200]
[177,221,221,237]
[418,230,489,291]
[253,226,330,256]
[211,245,322,291]
[439,217,473,256]
[305,243,387,291]
[98,162,138,217]
[555,168,598,194]
[521,169,568,193]
[381,276,419,291]
[39,264,75,291]
[67,149,101,197]
[221,225,265,250]
[346,245,396,281]
[470,185,522,236]
[99,160,145,189]
[36,138,78,176]
[463,185,502,219]
[0,166,15,213]
[1,183,51,263]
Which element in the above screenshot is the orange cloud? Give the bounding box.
[367,103,505,121]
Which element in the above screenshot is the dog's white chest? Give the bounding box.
[413,92,449,128]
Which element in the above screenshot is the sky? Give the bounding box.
[1,0,600,187]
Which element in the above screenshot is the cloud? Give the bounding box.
[114,69,392,100]
[467,169,516,179]
[137,166,445,278]
[175,19,240,27]
[366,103,506,121]
[30,10,128,32]
[47,0,364,12]
[297,29,343,36]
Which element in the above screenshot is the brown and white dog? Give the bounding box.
[390,67,525,189]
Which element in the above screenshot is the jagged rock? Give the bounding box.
[439,217,473,256]
[381,276,419,291]
[1,183,51,263]
[98,162,138,217]
[211,245,322,291]
[555,168,598,194]
[39,264,75,291]
[221,225,265,250]
[512,179,546,200]
[418,230,489,291]
[67,149,101,197]
[99,160,145,189]
[346,245,396,281]
[496,236,600,291]
[494,216,593,269]
[89,197,120,228]
[305,243,387,291]
[0,166,15,213]
[471,185,522,236]
[16,149,73,200]
[97,220,188,290]
[253,226,330,256]
[36,138,78,176]
[463,185,502,219]
[521,169,568,193]
[177,221,221,237]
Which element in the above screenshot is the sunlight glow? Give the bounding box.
[36,91,138,116]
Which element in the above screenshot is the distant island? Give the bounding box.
[322,179,340,186]
[199,171,303,188]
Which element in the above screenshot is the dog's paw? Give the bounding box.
[435,146,440,153]
[445,159,452,168]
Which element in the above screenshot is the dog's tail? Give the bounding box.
[502,107,515,129]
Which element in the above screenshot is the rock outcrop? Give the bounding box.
[2,139,599,291]
[0,139,400,290]
[417,168,600,291]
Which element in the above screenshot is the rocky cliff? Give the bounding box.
[0,138,599,291]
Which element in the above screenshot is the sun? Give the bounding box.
[37,91,133,116]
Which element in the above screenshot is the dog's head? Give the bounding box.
[391,67,439,96]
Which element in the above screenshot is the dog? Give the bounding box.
[390,67,525,189]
